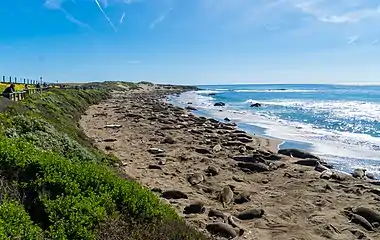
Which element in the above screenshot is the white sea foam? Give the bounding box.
[196,90,222,94]
[172,91,380,167]
[234,89,318,93]
[244,99,380,121]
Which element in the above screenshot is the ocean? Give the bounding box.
[169,84,380,178]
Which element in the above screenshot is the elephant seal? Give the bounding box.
[206,222,237,238]
[353,169,366,179]
[278,149,319,160]
[161,190,188,199]
[220,186,234,208]
[354,207,380,225]
[347,212,374,231]
[234,191,251,204]
[184,201,205,214]
[188,173,204,185]
[236,208,265,220]
[209,209,227,219]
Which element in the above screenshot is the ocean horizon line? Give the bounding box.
[195,82,380,87]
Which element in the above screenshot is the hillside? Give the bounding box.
[0,85,206,239]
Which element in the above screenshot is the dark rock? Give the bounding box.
[148,164,162,170]
[162,190,188,199]
[250,103,261,107]
[278,149,319,160]
[206,166,219,176]
[162,136,176,144]
[238,162,270,172]
[214,102,226,107]
[184,201,205,214]
[234,192,251,204]
[195,147,212,154]
[206,222,237,238]
[224,117,231,122]
[236,208,265,220]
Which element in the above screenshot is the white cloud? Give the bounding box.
[94,0,117,32]
[295,1,380,24]
[202,0,380,24]
[44,0,140,32]
[347,35,360,44]
[150,7,173,29]
[119,11,126,25]
[44,0,94,30]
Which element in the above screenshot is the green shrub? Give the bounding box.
[0,199,43,239]
[4,115,97,162]
[0,87,207,240]
[0,137,179,239]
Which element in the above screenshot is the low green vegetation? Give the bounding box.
[0,87,206,239]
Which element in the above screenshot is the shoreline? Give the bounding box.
[170,90,380,179]
[80,86,380,240]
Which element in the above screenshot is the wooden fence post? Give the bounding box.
[9,76,11,83]
[2,76,4,83]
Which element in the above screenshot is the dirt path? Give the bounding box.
[80,89,380,240]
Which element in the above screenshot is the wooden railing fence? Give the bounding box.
[1,75,59,101]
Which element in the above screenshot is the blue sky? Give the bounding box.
[1,0,380,84]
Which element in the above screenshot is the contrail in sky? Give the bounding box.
[94,0,117,32]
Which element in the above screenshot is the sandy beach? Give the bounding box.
[80,85,380,240]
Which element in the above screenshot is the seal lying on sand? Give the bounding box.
[278,149,319,160]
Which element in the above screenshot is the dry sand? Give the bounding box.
[80,86,380,240]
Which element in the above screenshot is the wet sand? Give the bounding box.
[80,86,380,240]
